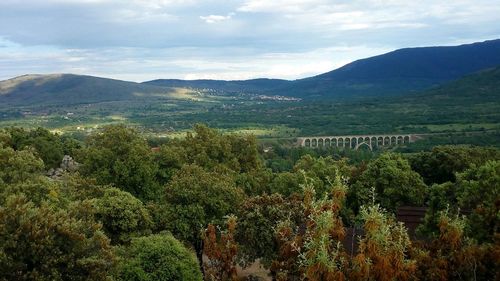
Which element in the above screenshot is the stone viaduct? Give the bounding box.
[296,134,416,150]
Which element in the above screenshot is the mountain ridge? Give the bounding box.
[0,73,175,106]
[1,39,500,105]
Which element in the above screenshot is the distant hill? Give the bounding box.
[406,66,500,102]
[143,78,291,93]
[282,39,500,98]
[0,74,174,106]
[143,39,500,99]
[1,39,499,108]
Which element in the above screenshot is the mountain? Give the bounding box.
[282,39,500,98]
[408,66,500,101]
[143,78,291,93]
[0,74,175,106]
[1,39,499,107]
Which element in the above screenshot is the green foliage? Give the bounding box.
[269,171,304,196]
[350,152,427,212]
[3,127,67,169]
[418,182,457,237]
[236,193,303,267]
[0,145,44,185]
[181,124,262,173]
[420,160,499,242]
[299,173,349,281]
[0,176,59,207]
[154,144,187,184]
[0,195,115,281]
[78,125,160,201]
[235,168,273,196]
[162,164,243,245]
[293,155,352,198]
[409,145,500,184]
[93,188,153,244]
[456,160,499,242]
[114,233,203,281]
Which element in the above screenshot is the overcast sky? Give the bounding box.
[1,0,499,82]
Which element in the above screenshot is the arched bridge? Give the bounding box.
[297,134,416,150]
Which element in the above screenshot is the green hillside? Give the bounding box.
[146,39,500,99]
[0,74,176,106]
[281,39,500,98]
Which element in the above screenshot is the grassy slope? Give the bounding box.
[0,74,175,106]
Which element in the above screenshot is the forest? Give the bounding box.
[0,124,498,281]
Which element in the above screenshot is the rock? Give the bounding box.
[60,155,79,172]
[47,155,80,179]
[46,168,55,176]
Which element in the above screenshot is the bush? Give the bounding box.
[114,233,203,281]
[0,195,115,281]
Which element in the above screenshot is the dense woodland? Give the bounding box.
[0,125,499,281]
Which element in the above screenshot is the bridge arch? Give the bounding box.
[355,141,373,151]
[304,139,310,147]
[338,138,344,147]
[311,138,317,147]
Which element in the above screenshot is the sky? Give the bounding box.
[1,0,499,82]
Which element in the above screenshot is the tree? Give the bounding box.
[299,173,349,281]
[419,160,499,242]
[350,152,427,213]
[0,195,115,281]
[93,188,153,244]
[293,155,352,198]
[203,216,239,281]
[5,127,66,169]
[269,172,304,197]
[161,164,243,263]
[179,124,262,173]
[78,125,160,201]
[272,173,350,281]
[236,193,303,268]
[409,145,500,185]
[235,168,273,196]
[154,144,187,185]
[0,145,44,185]
[349,205,416,281]
[114,233,202,281]
[456,160,499,242]
[412,211,497,280]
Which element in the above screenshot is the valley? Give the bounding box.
[0,40,499,150]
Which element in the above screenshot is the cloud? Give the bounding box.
[0,0,499,80]
[200,13,234,24]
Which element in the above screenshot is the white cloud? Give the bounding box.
[0,0,499,80]
[200,13,234,24]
